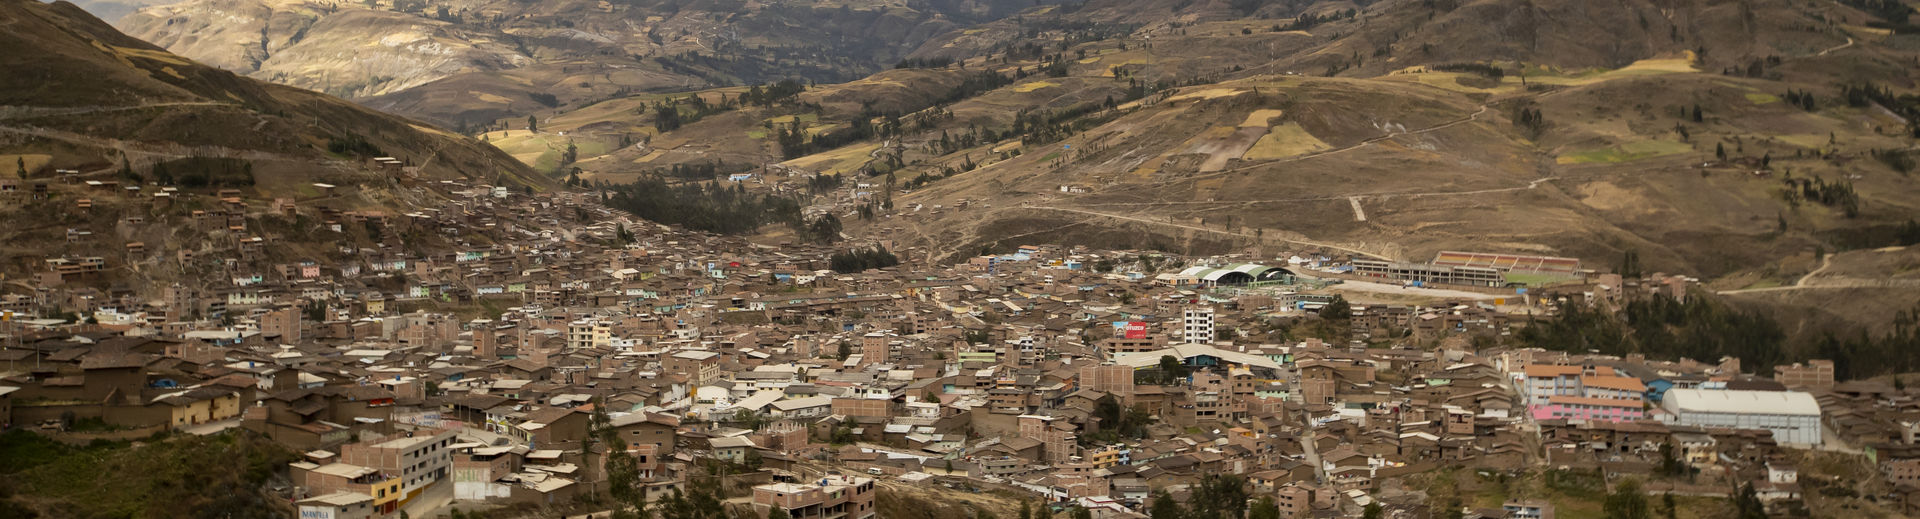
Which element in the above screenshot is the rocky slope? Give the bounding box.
[114,0,1062,126]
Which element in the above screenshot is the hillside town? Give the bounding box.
[0,172,1908,519]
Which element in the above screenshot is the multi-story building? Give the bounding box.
[1522,364,1646,422]
[292,462,402,516]
[860,331,893,366]
[1078,363,1136,405]
[665,350,721,387]
[567,318,610,350]
[1019,414,1077,465]
[471,318,496,359]
[1181,306,1214,345]
[337,428,458,501]
[259,305,301,344]
[752,475,877,519]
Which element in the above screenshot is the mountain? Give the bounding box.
[112,0,1064,126]
[0,0,544,188]
[512,0,1920,283]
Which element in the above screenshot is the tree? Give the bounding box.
[657,479,725,519]
[1188,474,1248,519]
[1731,483,1766,519]
[1362,502,1383,519]
[1068,507,1091,519]
[527,115,539,133]
[1657,442,1683,477]
[744,449,763,470]
[1249,496,1281,519]
[14,157,24,179]
[767,508,792,519]
[1019,501,1033,519]
[1619,249,1643,278]
[594,397,650,519]
[1604,478,1652,519]
[837,341,852,360]
[1319,295,1351,321]
[1157,355,1190,384]
[1150,490,1184,519]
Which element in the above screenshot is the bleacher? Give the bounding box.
[1432,251,1581,274]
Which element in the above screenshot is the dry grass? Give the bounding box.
[782,142,879,174]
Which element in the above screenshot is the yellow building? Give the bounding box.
[153,387,243,428]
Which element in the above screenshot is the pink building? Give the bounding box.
[1523,364,1646,422]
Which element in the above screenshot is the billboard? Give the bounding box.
[1112,321,1149,339]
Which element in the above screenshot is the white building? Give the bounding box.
[295,491,375,519]
[1181,305,1215,344]
[1659,388,1822,446]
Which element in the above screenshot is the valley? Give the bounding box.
[4,0,1920,518]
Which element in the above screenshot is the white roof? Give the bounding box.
[299,491,373,507]
[772,396,832,411]
[1664,388,1820,416]
[733,390,785,412]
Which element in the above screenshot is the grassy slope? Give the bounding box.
[0,0,548,188]
[0,430,298,519]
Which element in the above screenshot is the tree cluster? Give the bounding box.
[1147,475,1249,519]
[1433,62,1505,79]
[1511,106,1546,138]
[1284,10,1357,31]
[325,135,384,158]
[603,178,801,235]
[1780,89,1818,111]
[894,57,955,69]
[1518,294,1801,376]
[1780,176,1860,217]
[829,246,899,273]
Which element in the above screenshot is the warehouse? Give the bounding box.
[1659,388,1823,446]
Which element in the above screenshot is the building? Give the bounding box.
[860,331,893,366]
[1351,258,1505,287]
[260,305,301,344]
[567,319,610,350]
[1772,360,1835,391]
[292,462,402,516]
[1521,364,1646,422]
[752,475,877,519]
[1181,306,1214,345]
[471,319,496,359]
[1078,363,1135,405]
[338,429,458,501]
[1019,414,1078,465]
[1503,500,1555,519]
[1660,389,1822,446]
[296,491,378,519]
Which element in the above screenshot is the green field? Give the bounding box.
[1556,139,1693,164]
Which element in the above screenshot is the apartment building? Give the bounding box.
[752,475,877,519]
[1522,364,1646,422]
